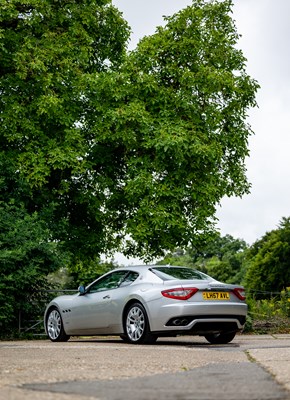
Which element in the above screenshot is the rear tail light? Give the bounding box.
[161,287,198,300]
[232,288,246,301]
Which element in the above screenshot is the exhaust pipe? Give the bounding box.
[172,318,188,326]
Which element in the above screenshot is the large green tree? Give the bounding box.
[1,0,258,262]
[85,0,259,258]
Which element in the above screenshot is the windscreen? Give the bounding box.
[151,267,211,281]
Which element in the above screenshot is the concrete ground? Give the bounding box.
[0,334,289,399]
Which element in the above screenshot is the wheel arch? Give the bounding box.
[44,304,59,334]
[121,299,158,344]
[122,298,152,332]
[45,304,70,342]
[122,299,141,329]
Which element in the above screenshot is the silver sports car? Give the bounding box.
[44,265,247,344]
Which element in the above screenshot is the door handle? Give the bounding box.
[103,295,110,299]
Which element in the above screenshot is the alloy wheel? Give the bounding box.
[126,305,145,342]
[47,309,62,340]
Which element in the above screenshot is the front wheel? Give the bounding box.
[46,307,70,342]
[204,331,236,344]
[124,303,157,344]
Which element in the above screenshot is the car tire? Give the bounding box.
[46,307,70,342]
[124,302,157,344]
[204,331,236,344]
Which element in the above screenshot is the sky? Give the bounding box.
[111,0,290,261]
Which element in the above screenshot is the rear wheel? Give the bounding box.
[46,307,70,342]
[124,303,157,344]
[204,331,236,344]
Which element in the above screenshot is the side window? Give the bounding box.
[119,271,139,287]
[88,271,128,293]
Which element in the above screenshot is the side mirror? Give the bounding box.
[78,285,86,295]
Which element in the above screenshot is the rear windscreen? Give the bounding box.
[151,267,211,281]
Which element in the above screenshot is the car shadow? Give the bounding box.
[70,336,240,348]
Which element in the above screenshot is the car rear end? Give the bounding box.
[146,268,247,340]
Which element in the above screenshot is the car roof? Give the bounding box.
[122,265,192,270]
[114,265,168,273]
[115,265,156,274]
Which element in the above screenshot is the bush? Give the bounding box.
[245,289,290,334]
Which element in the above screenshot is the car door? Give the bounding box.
[103,270,140,329]
[67,271,129,333]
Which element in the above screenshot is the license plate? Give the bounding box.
[202,292,230,300]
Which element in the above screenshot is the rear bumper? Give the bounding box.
[148,301,247,333]
[152,316,245,336]
[166,314,246,327]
